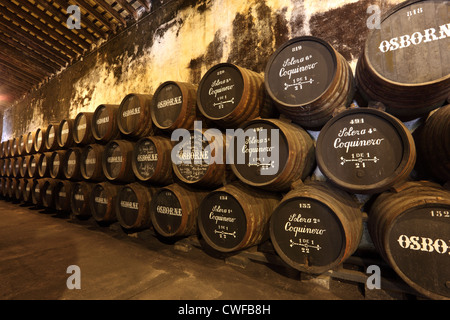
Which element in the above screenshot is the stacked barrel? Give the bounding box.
[0,0,448,300]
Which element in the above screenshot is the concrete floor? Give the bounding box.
[0,199,365,300]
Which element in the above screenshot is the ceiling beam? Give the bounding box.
[116,0,138,20]
[136,0,151,12]
[71,0,116,31]
[95,0,127,26]
[0,57,43,83]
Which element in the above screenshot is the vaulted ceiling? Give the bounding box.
[0,0,152,110]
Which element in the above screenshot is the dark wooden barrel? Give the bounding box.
[73,112,96,145]
[36,152,52,178]
[63,147,83,180]
[31,178,46,206]
[316,108,416,194]
[264,36,354,129]
[27,154,39,178]
[70,181,95,217]
[16,157,26,178]
[44,123,60,151]
[115,182,158,230]
[5,138,12,157]
[2,178,11,198]
[102,140,135,183]
[6,157,13,177]
[11,157,21,178]
[12,178,22,201]
[368,181,450,300]
[0,141,5,158]
[198,182,281,253]
[91,104,121,143]
[49,150,69,179]
[150,81,200,131]
[171,129,228,188]
[7,177,16,198]
[80,144,105,181]
[0,158,7,176]
[230,118,316,192]
[117,93,154,139]
[22,178,34,203]
[42,178,59,209]
[10,138,18,157]
[89,182,121,223]
[54,180,75,212]
[150,183,208,238]
[355,0,450,120]
[17,135,26,156]
[269,181,363,274]
[25,131,36,154]
[33,127,46,153]
[415,104,450,183]
[57,119,76,149]
[20,156,29,178]
[131,135,173,185]
[0,158,4,176]
[197,63,277,128]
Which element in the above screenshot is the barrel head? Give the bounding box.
[104,141,123,180]
[91,184,110,221]
[133,138,159,181]
[117,186,140,228]
[151,189,183,237]
[151,82,184,129]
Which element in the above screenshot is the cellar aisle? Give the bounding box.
[0,200,363,300]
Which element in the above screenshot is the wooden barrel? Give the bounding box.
[63,147,82,180]
[49,150,69,179]
[12,178,22,201]
[316,108,416,194]
[22,179,34,203]
[89,182,121,223]
[91,104,121,143]
[36,152,52,178]
[42,178,59,209]
[57,119,76,149]
[131,135,173,185]
[198,182,281,253]
[0,141,5,158]
[368,181,450,300]
[6,157,13,177]
[54,180,75,212]
[0,158,3,176]
[7,177,15,199]
[20,156,29,178]
[0,177,5,197]
[117,93,154,139]
[17,135,26,156]
[415,104,450,183]
[197,63,277,128]
[25,131,36,154]
[2,178,11,198]
[11,157,21,178]
[150,81,200,131]
[115,182,158,230]
[0,158,7,176]
[102,140,135,183]
[27,154,39,178]
[80,144,105,181]
[264,36,354,129]
[10,138,18,157]
[44,123,60,151]
[31,178,46,206]
[73,112,96,145]
[355,0,450,120]
[172,129,229,188]
[230,118,316,192]
[33,127,46,153]
[150,183,208,238]
[70,181,95,217]
[269,181,363,274]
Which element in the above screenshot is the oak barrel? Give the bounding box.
[49,150,69,179]
[31,178,46,206]
[172,129,228,188]
[150,183,208,238]
[57,119,76,149]
[151,81,199,131]
[415,104,450,183]
[22,179,33,203]
[10,138,18,157]
[197,63,276,128]
[11,157,21,178]
[70,181,95,217]
[54,180,75,212]
[63,147,83,180]
[230,118,316,192]
[316,108,416,194]
[44,123,60,151]
[198,182,281,253]
[91,104,121,143]
[368,181,450,300]
[80,144,105,181]
[89,182,121,224]
[33,127,46,153]
[132,135,173,185]
[73,112,95,145]
[36,152,52,178]
[270,181,363,274]
[265,36,354,129]
[25,131,36,154]
[27,154,39,179]
[17,135,26,156]
[115,182,158,230]
[355,0,450,120]
[117,93,154,139]
[102,140,135,183]
[42,178,59,209]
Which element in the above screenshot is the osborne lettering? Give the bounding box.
[122,107,140,117]
[157,96,182,109]
[157,205,182,216]
[107,156,122,163]
[95,197,108,204]
[137,154,158,162]
[96,117,109,125]
[379,23,450,52]
[120,201,138,209]
[397,235,450,254]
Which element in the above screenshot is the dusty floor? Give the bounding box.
[0,198,368,300]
